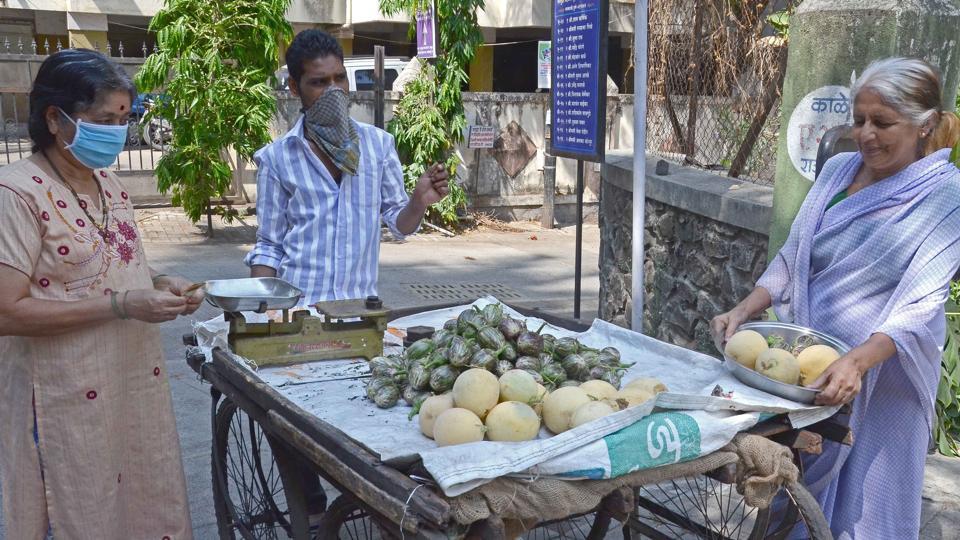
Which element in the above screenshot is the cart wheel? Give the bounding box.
[213,398,324,539]
[524,511,616,539]
[629,473,831,540]
[312,495,401,540]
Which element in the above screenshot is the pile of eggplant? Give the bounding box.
[365,304,632,410]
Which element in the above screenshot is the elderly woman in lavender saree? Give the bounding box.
[712,57,960,539]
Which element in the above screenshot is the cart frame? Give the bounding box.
[184,303,848,539]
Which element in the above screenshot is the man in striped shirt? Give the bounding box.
[245,30,449,305]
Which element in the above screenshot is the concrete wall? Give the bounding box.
[0,53,145,92]
[274,90,637,224]
[599,151,772,354]
[289,0,347,25]
[4,0,344,22]
[349,0,407,25]
[477,0,634,31]
[66,0,162,16]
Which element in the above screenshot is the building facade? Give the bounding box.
[0,0,637,92]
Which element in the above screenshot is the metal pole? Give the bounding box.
[574,159,584,320]
[374,45,385,129]
[542,106,556,229]
[631,0,649,332]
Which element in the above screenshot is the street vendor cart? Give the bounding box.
[184,285,848,539]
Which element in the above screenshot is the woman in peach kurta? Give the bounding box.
[0,49,201,539]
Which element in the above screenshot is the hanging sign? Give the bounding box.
[416,2,437,59]
[550,0,609,162]
[538,41,552,89]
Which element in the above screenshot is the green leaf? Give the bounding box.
[143,0,292,221]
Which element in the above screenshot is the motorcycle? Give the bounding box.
[129,93,172,152]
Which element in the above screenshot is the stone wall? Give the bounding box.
[600,151,773,355]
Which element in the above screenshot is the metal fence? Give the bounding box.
[644,0,795,185]
[0,38,169,174]
[0,90,171,174]
[0,35,158,58]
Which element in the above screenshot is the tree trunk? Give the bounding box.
[728,45,788,178]
[685,0,706,162]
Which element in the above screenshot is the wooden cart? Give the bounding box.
[183,304,847,539]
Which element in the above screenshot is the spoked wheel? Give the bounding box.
[313,495,399,540]
[144,120,172,151]
[629,470,831,540]
[524,512,617,539]
[213,398,325,539]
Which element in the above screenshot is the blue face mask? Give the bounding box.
[58,108,127,169]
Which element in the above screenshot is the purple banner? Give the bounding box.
[416,3,436,59]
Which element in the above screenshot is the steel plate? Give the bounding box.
[203,278,303,313]
[722,321,852,404]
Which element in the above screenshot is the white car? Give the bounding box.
[275,56,410,92]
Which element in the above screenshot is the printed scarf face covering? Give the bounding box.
[302,87,360,176]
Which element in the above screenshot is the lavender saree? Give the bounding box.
[757,148,960,539]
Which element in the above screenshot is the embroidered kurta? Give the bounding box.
[244,117,413,305]
[758,149,960,539]
[0,156,192,539]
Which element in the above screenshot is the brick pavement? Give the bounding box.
[136,207,259,244]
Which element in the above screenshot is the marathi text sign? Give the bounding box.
[551,0,608,162]
[467,126,496,149]
[786,85,852,181]
[416,2,436,59]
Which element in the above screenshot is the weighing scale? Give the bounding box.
[203,278,388,368]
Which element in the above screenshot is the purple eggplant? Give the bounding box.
[516,326,545,356]
[482,303,504,326]
[542,334,557,356]
[540,362,567,386]
[447,336,473,367]
[561,353,590,381]
[498,316,525,341]
[477,326,508,350]
[408,363,431,390]
[430,365,458,393]
[406,338,436,361]
[554,337,580,359]
[601,346,621,362]
[469,348,498,371]
[515,355,542,371]
[457,307,484,334]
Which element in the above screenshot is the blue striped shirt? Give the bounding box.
[244,116,413,305]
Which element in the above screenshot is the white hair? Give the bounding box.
[850,57,943,127]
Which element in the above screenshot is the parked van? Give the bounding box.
[275,56,410,92]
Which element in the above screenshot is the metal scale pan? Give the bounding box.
[203,278,303,313]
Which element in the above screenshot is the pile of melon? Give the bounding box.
[724,329,840,387]
[417,368,668,446]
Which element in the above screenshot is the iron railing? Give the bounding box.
[0,91,171,174]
